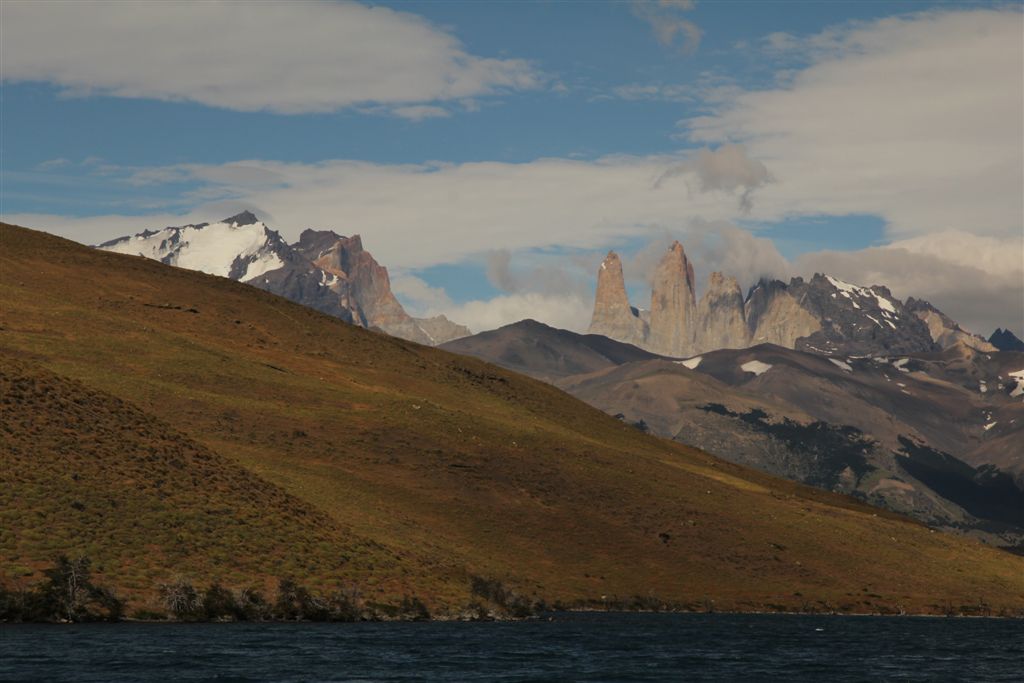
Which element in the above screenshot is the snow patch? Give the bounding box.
[1009,369,1024,398]
[873,294,896,314]
[829,358,853,372]
[826,275,862,296]
[677,356,702,370]
[242,251,284,282]
[317,270,339,287]
[984,421,997,431]
[825,275,897,314]
[893,358,910,372]
[741,360,772,376]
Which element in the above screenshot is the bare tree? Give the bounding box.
[159,578,200,619]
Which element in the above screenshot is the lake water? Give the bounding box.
[2,612,1022,681]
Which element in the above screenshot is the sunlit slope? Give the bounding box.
[0,356,410,600]
[2,223,1023,615]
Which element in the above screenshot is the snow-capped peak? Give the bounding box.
[223,210,260,227]
[99,213,284,282]
[824,275,898,315]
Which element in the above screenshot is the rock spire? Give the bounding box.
[696,272,749,351]
[588,251,648,347]
[647,241,697,357]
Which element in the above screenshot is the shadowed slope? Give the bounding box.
[441,319,664,381]
[3,222,1024,615]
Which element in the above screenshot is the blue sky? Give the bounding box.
[2,1,1021,334]
[5,1,959,180]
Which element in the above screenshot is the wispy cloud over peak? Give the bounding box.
[656,144,774,212]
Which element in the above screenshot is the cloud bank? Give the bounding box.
[684,8,1023,240]
[8,151,771,269]
[1,0,539,114]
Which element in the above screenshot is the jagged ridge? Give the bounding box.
[99,212,470,346]
[588,241,1000,358]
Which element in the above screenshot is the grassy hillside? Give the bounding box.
[1,356,407,599]
[2,222,1024,616]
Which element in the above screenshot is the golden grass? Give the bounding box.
[2,222,1023,616]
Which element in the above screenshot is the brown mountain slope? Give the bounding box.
[0,356,408,600]
[558,353,1024,546]
[440,319,664,381]
[451,322,1023,545]
[2,222,1024,615]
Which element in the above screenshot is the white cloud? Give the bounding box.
[685,222,791,293]
[632,1,702,54]
[35,158,71,171]
[485,249,591,301]
[656,144,774,211]
[683,8,1024,240]
[762,32,801,54]
[0,0,540,114]
[6,152,767,268]
[392,258,595,333]
[389,105,451,121]
[795,231,1024,336]
[884,231,1023,279]
[612,83,691,102]
[443,292,592,334]
[390,273,454,315]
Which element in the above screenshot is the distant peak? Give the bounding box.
[223,210,260,226]
[989,327,1024,351]
[299,227,338,238]
[510,318,551,331]
[297,228,347,247]
[599,250,623,273]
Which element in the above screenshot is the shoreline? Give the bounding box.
[4,607,1022,626]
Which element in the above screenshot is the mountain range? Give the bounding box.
[94,220,1024,548]
[444,320,1024,548]
[990,328,1024,352]
[589,241,999,358]
[5,220,1024,617]
[509,239,1024,545]
[99,211,470,346]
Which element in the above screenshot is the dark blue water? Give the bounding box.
[2,613,1022,682]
